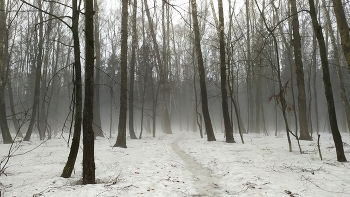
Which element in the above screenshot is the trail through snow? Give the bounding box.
[172,137,221,196]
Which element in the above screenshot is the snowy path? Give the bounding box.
[172,137,222,197]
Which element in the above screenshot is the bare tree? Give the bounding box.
[190,0,216,141]
[308,0,347,162]
[128,0,138,139]
[61,0,83,178]
[93,0,103,138]
[0,0,12,144]
[289,0,311,140]
[114,0,129,148]
[217,0,234,143]
[83,0,96,184]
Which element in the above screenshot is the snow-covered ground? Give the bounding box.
[1,131,349,196]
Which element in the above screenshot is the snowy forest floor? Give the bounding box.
[1,130,350,197]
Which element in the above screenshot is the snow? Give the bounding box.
[1,131,349,196]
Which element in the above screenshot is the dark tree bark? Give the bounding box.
[218,0,234,143]
[61,0,83,178]
[331,0,350,71]
[114,0,128,148]
[128,0,138,140]
[24,0,44,141]
[83,0,96,184]
[190,0,216,141]
[0,0,12,144]
[308,0,347,162]
[289,0,311,140]
[93,0,103,138]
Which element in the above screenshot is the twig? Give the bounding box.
[317,134,323,161]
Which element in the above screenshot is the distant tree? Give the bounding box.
[245,0,253,134]
[24,0,44,141]
[190,0,216,141]
[143,0,173,136]
[38,1,55,140]
[83,0,96,184]
[114,0,129,148]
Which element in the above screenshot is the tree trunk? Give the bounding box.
[0,0,12,143]
[312,35,319,135]
[290,0,311,140]
[308,0,347,162]
[128,0,138,140]
[161,0,172,135]
[246,0,253,133]
[217,0,234,142]
[83,0,96,184]
[7,73,20,136]
[190,0,216,141]
[93,0,103,138]
[61,0,83,178]
[114,0,128,148]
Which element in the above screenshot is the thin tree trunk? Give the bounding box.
[193,62,203,138]
[246,0,253,133]
[114,0,128,148]
[93,0,103,138]
[61,0,83,178]
[7,73,20,135]
[128,0,138,139]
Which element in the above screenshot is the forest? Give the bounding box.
[0,0,350,196]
